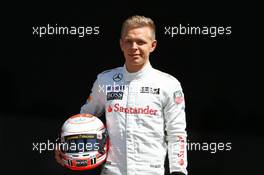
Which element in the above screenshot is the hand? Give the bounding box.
[55,149,64,166]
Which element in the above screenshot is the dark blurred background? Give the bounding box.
[1,2,262,175]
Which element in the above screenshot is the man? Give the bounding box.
[56,15,188,175]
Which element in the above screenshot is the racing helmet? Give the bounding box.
[59,113,108,171]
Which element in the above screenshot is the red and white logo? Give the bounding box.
[107,103,158,116]
[174,90,184,104]
[177,136,186,166]
[107,106,113,112]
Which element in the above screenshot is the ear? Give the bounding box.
[120,38,124,51]
[150,40,157,52]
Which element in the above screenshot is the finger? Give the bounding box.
[55,150,64,166]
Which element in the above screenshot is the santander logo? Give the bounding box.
[107,106,113,112]
[107,103,158,116]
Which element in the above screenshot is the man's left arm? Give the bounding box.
[164,82,188,175]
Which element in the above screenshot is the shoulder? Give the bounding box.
[96,66,123,83]
[100,66,122,75]
[150,68,184,96]
[152,68,185,102]
[153,68,181,86]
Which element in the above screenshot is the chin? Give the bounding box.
[130,59,142,64]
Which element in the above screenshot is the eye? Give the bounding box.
[124,39,132,44]
[137,40,146,45]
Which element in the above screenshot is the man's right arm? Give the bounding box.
[80,76,105,117]
[55,76,105,166]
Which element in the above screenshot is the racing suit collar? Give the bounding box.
[123,62,152,82]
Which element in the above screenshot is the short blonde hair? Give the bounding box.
[121,15,156,39]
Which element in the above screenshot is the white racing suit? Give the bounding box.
[81,62,188,175]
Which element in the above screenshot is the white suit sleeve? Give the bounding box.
[164,82,188,175]
[80,75,105,117]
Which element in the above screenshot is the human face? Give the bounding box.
[120,26,157,72]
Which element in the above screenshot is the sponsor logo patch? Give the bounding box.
[113,73,123,82]
[174,90,184,104]
[76,159,88,167]
[107,103,158,116]
[107,92,123,100]
[140,87,160,94]
[106,84,125,92]
[87,95,92,102]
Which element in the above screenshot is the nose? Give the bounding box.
[131,42,138,50]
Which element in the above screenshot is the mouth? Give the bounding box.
[128,54,140,57]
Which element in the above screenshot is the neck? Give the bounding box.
[125,61,149,73]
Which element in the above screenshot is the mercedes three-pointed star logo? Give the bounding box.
[113,73,123,82]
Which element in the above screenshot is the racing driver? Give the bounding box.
[56,15,188,175]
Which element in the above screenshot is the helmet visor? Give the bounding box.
[62,134,99,153]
